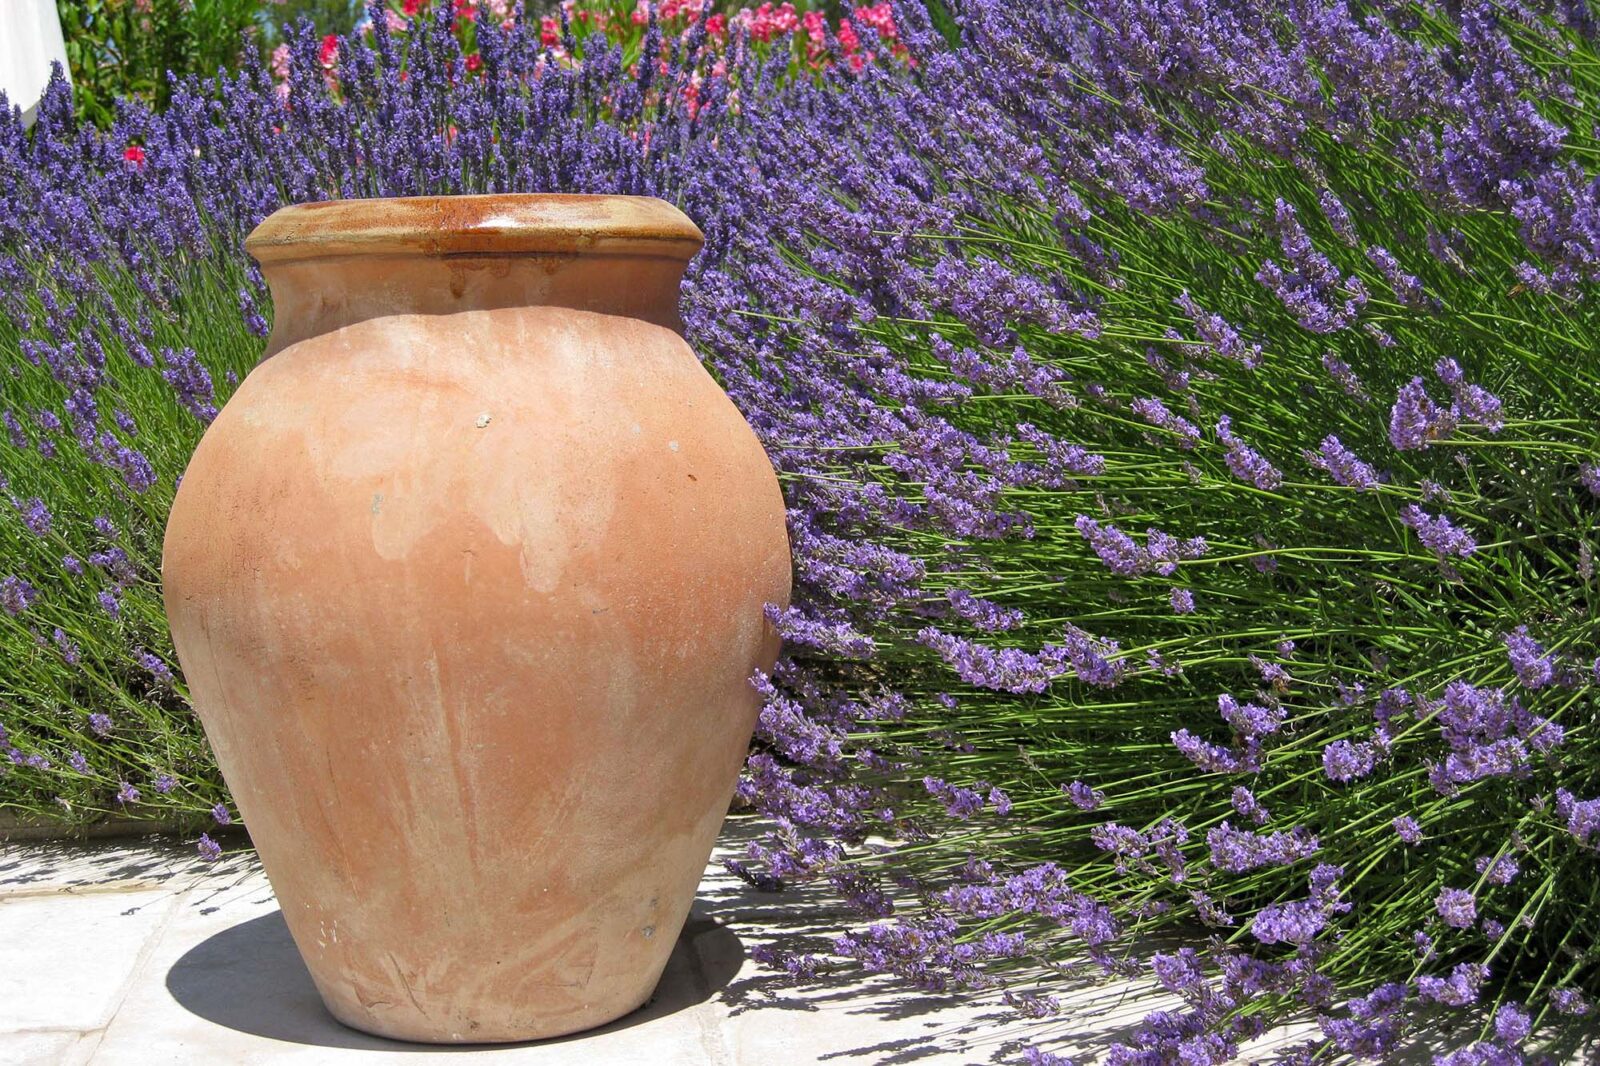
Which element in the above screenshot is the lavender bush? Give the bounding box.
[0,0,740,830]
[694,0,1600,1056]
[5,0,1600,1060]
[691,1,1600,1061]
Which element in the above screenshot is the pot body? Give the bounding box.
[161,196,790,1043]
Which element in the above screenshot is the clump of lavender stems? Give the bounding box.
[686,1,1600,1061]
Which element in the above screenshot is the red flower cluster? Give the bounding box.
[275,0,909,101]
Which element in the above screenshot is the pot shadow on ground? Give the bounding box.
[165,903,745,1052]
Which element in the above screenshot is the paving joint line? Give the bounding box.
[0,880,173,900]
[73,880,189,1066]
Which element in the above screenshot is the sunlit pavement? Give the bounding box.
[0,817,1318,1065]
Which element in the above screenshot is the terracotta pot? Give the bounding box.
[161,194,791,1043]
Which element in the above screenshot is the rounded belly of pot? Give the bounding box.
[161,305,790,1042]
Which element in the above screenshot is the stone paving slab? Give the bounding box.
[0,818,1320,1066]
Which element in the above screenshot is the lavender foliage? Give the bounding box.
[678,0,1600,1059]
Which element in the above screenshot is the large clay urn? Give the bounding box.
[161,194,791,1043]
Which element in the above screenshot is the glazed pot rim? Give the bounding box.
[245,193,704,266]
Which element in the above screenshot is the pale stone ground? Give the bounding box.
[0,816,1326,1066]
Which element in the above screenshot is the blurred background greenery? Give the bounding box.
[49,0,957,127]
[56,1,367,125]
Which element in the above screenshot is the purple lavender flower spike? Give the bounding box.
[1401,505,1476,559]
[1436,358,1505,432]
[1393,816,1424,845]
[15,497,52,536]
[1251,899,1327,946]
[0,576,38,616]
[1173,729,1256,774]
[1475,854,1519,885]
[1435,887,1478,929]
[1231,786,1269,825]
[1215,416,1282,490]
[1175,292,1262,368]
[1320,352,1368,400]
[1556,789,1600,846]
[1417,963,1489,1006]
[1552,988,1592,1016]
[52,628,79,666]
[1502,627,1554,689]
[1219,693,1284,737]
[1389,378,1453,450]
[1367,246,1427,307]
[1063,781,1104,811]
[134,649,175,684]
[1256,200,1366,333]
[923,777,986,819]
[1494,1003,1531,1045]
[1307,435,1378,490]
[1130,396,1202,447]
[1322,740,1378,782]
[1207,823,1320,873]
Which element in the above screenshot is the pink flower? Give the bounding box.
[540,15,560,46]
[319,34,340,69]
[122,144,146,167]
[632,0,650,25]
[772,1,800,33]
[744,2,799,42]
[838,19,861,53]
[269,43,291,81]
[684,71,703,118]
[855,2,897,37]
[659,0,703,20]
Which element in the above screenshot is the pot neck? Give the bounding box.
[257,251,691,357]
[246,195,703,358]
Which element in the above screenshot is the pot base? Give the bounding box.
[318,968,661,1045]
